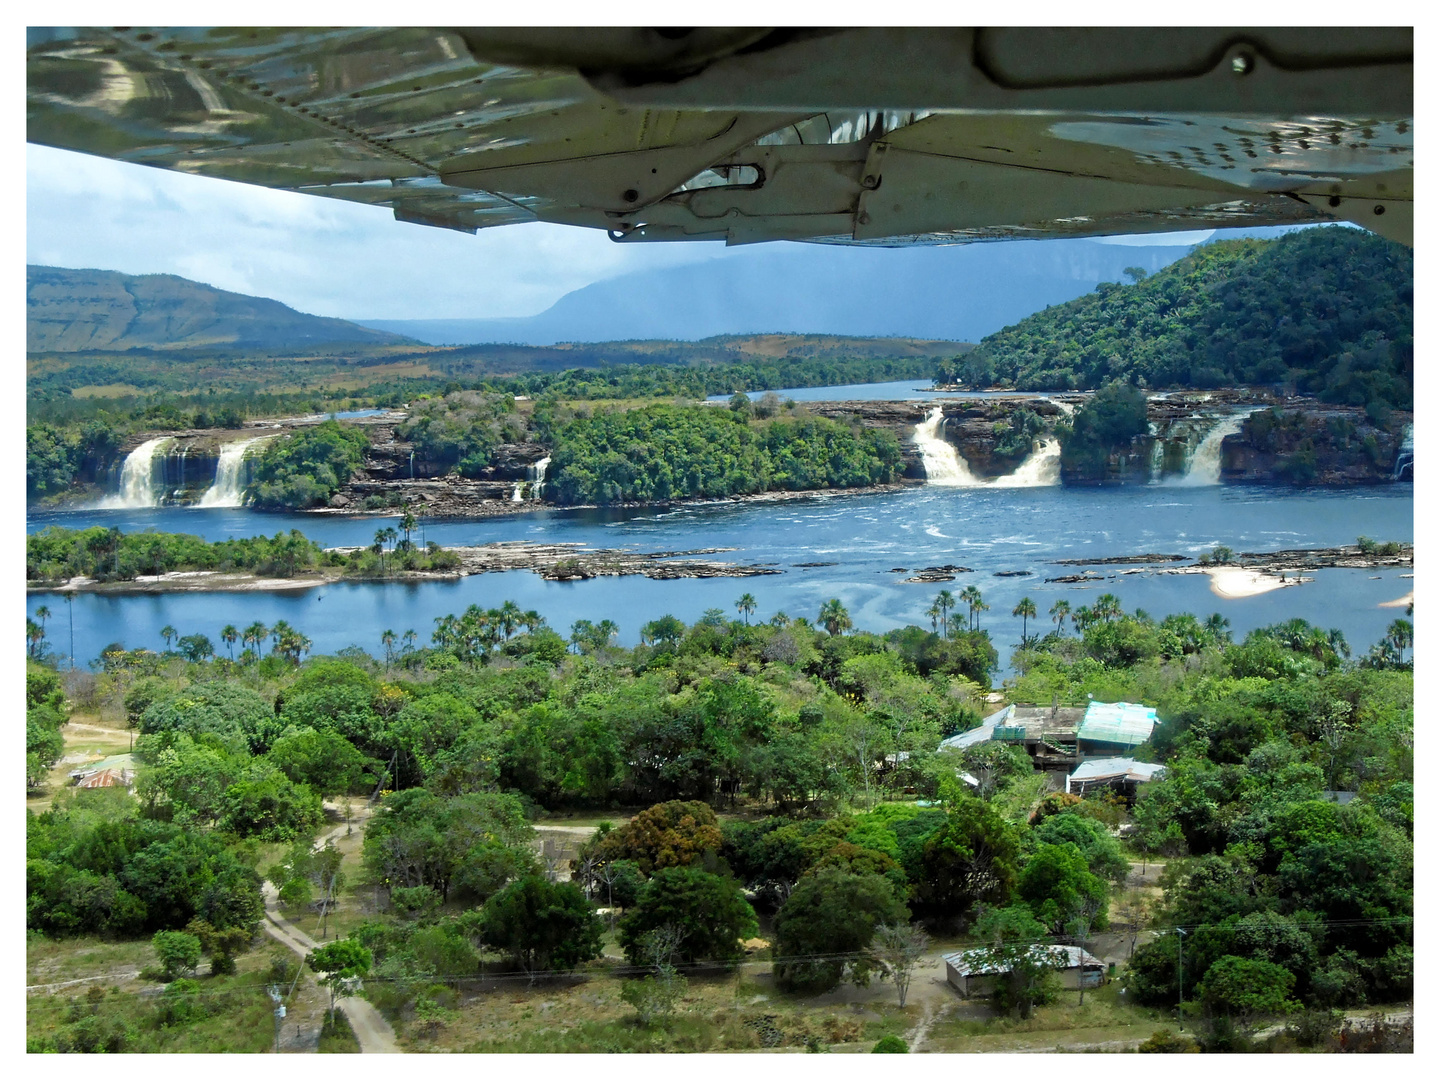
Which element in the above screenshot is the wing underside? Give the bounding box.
[26,27,1413,246]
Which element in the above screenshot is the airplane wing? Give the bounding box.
[26,27,1412,246]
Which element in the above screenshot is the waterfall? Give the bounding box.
[1171,411,1252,486]
[1393,424,1414,480]
[991,438,1061,487]
[99,437,174,508]
[197,435,273,507]
[530,456,551,498]
[913,408,983,486]
[511,482,525,502]
[914,409,1060,487]
[1147,423,1164,482]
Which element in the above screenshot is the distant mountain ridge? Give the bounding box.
[27,265,416,353]
[358,237,1198,346]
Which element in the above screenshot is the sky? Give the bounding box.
[26,144,1216,324]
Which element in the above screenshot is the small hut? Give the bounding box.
[942,945,1106,998]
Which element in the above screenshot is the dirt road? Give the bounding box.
[260,804,401,1053]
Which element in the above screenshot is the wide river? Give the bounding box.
[28,482,1412,672]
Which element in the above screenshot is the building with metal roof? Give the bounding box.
[1066,757,1166,796]
[942,945,1106,997]
[1076,702,1159,753]
[68,753,134,788]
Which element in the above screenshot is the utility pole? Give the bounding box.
[1176,927,1187,1026]
[268,984,286,1053]
[64,593,75,671]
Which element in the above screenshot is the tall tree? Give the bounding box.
[819,599,853,637]
[1012,596,1037,642]
[866,923,931,1006]
[936,590,956,637]
[735,593,757,625]
[1049,599,1070,636]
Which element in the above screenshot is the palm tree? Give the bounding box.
[399,507,417,550]
[595,619,618,650]
[960,586,983,630]
[1327,628,1352,660]
[381,629,396,669]
[221,624,238,660]
[1386,619,1412,664]
[1072,606,1095,633]
[160,624,177,651]
[1012,596,1037,641]
[735,593,757,625]
[769,611,790,629]
[27,618,45,657]
[973,595,989,629]
[242,621,268,659]
[1094,593,1123,623]
[401,629,417,655]
[1203,612,1231,644]
[935,590,956,637]
[35,605,51,637]
[497,600,523,640]
[926,600,942,634]
[373,528,388,574]
[818,598,852,637]
[1049,599,1071,636]
[270,620,292,655]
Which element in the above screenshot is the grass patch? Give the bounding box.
[318,1009,361,1052]
[396,968,907,1053]
[924,982,1177,1051]
[27,964,281,1052]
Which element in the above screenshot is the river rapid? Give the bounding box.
[28,482,1412,672]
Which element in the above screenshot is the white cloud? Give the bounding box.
[1094,230,1216,246]
[26,145,727,320]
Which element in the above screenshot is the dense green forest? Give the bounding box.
[949,228,1412,409]
[244,422,371,510]
[395,391,529,477]
[26,353,943,503]
[27,584,1412,1051]
[26,522,459,586]
[27,345,948,426]
[546,402,904,505]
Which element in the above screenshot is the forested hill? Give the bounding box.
[27,265,418,353]
[955,227,1413,408]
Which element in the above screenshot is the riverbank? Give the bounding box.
[27,540,782,594]
[30,540,1408,596]
[1048,544,1412,598]
[308,478,923,519]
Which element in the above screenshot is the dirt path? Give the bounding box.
[905,998,941,1052]
[262,886,399,1053]
[64,720,130,737]
[260,803,400,1053]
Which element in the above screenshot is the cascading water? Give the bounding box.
[511,483,525,503]
[197,435,272,507]
[100,437,174,508]
[990,439,1061,487]
[1147,422,1164,482]
[914,409,1058,488]
[530,456,551,499]
[1171,410,1253,486]
[913,408,983,486]
[1393,424,1414,480]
